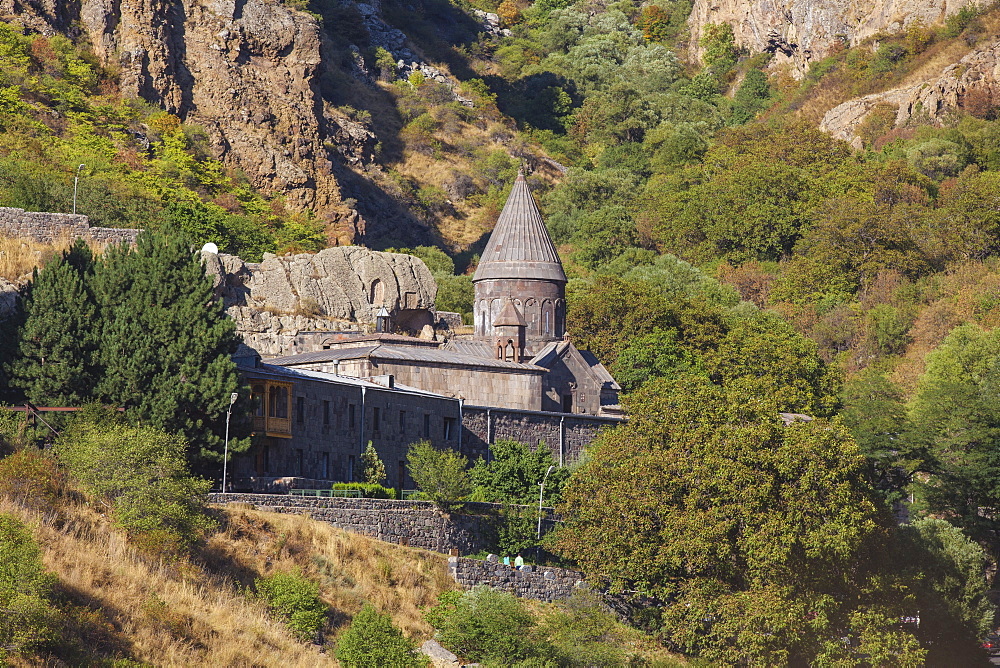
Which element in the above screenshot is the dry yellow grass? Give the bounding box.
[0,495,455,666]
[0,233,106,282]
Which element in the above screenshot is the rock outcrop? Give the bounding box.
[203,246,438,356]
[0,0,364,243]
[688,0,980,76]
[0,277,17,320]
[821,38,1000,146]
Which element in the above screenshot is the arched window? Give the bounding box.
[505,340,516,362]
[542,300,553,336]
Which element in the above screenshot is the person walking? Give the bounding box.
[514,553,524,569]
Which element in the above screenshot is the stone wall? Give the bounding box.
[0,207,140,245]
[448,556,585,602]
[208,493,558,555]
[462,406,620,464]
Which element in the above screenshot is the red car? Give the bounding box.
[982,635,1000,655]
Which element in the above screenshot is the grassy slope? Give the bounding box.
[2,494,453,666]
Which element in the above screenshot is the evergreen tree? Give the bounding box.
[361,441,386,485]
[92,233,244,468]
[8,239,97,405]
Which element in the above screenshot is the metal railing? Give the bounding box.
[289,488,363,498]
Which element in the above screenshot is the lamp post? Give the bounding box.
[222,392,238,493]
[72,164,85,215]
[537,464,556,541]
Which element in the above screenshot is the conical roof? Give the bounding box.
[493,299,526,327]
[473,172,567,283]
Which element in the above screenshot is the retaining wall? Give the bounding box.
[0,207,140,245]
[448,556,584,602]
[208,493,557,555]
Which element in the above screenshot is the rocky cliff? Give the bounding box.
[689,0,979,75]
[821,38,1000,146]
[0,0,364,243]
[203,246,438,356]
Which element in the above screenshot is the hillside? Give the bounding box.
[0,493,452,665]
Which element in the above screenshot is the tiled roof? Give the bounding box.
[268,344,547,372]
[472,172,567,283]
[493,299,526,327]
[239,362,454,399]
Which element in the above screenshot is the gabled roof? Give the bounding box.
[267,343,547,372]
[493,299,526,327]
[530,340,621,391]
[472,171,567,283]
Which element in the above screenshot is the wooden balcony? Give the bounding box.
[266,416,292,437]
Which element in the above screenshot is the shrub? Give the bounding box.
[255,570,327,642]
[0,448,64,510]
[0,513,60,657]
[406,441,471,509]
[54,419,215,554]
[335,603,426,667]
[435,586,544,663]
[332,483,398,499]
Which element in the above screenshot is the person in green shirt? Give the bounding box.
[514,553,524,568]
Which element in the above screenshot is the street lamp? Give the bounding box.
[222,392,238,493]
[537,464,556,541]
[72,164,85,215]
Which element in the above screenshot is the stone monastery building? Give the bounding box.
[230,173,621,490]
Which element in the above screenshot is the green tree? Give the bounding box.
[336,603,426,667]
[470,439,567,505]
[554,374,924,665]
[907,323,1000,558]
[92,233,245,467]
[406,441,471,509]
[9,239,97,406]
[611,327,701,393]
[361,441,387,486]
[730,69,771,125]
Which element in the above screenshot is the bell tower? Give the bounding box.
[492,298,526,362]
[473,171,567,355]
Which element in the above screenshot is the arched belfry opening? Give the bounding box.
[472,170,567,355]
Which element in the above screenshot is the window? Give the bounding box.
[296,396,305,423]
[398,461,406,489]
[323,400,330,426]
[296,449,304,476]
[321,452,329,479]
[268,385,288,418]
[423,413,431,439]
[348,455,355,482]
[373,407,381,433]
[349,404,356,429]
[253,385,265,416]
[443,417,455,440]
[263,445,271,474]
[399,410,406,433]
[562,394,573,413]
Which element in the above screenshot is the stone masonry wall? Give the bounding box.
[462,406,620,464]
[0,207,141,245]
[208,493,558,555]
[449,556,585,602]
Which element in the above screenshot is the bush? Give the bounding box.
[255,570,327,642]
[406,441,471,509]
[335,603,427,667]
[0,448,64,511]
[54,418,215,554]
[0,513,60,657]
[435,586,545,663]
[332,483,398,499]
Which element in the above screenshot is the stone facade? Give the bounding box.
[286,353,546,412]
[207,493,558,555]
[449,556,585,603]
[234,361,462,489]
[0,207,140,245]
[461,406,619,465]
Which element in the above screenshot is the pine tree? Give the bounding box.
[9,239,98,405]
[361,440,386,485]
[92,233,244,468]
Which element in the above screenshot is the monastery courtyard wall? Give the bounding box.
[0,207,140,245]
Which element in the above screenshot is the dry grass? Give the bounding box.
[0,235,72,282]
[0,494,455,666]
